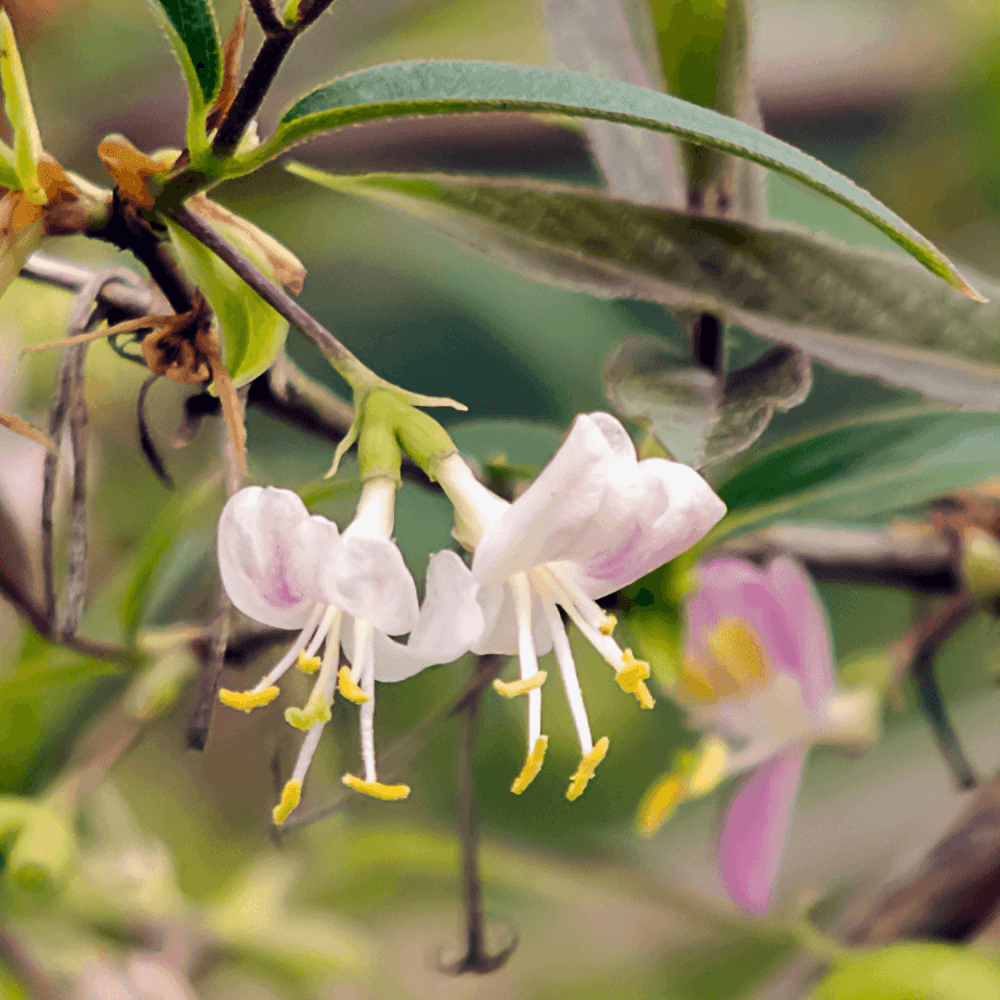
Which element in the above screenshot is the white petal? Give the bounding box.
[217,486,336,629]
[471,414,614,584]
[470,581,553,657]
[322,535,419,636]
[372,550,485,682]
[572,457,726,598]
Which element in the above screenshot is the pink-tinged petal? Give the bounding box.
[217,486,333,629]
[322,535,419,636]
[573,458,726,598]
[719,747,806,915]
[471,414,613,584]
[765,558,836,711]
[470,582,554,657]
[373,551,485,682]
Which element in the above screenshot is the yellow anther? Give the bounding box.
[633,680,656,710]
[510,735,548,794]
[707,618,768,689]
[218,686,280,713]
[493,671,548,698]
[566,735,610,801]
[687,736,730,797]
[616,649,650,693]
[337,667,371,704]
[678,657,715,701]
[284,698,331,731]
[341,774,411,800]
[599,613,618,637]
[296,652,321,674]
[637,773,687,836]
[271,779,302,825]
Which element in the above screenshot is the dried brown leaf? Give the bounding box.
[206,0,248,133]
[198,325,248,475]
[97,135,164,208]
[0,411,54,452]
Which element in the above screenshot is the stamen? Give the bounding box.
[637,773,687,836]
[511,572,543,748]
[566,735,609,801]
[338,666,371,703]
[284,611,343,730]
[358,635,378,783]
[284,700,331,731]
[511,735,548,794]
[543,598,595,757]
[303,605,340,660]
[493,672,547,698]
[350,620,373,685]
[633,681,656,710]
[707,618,768,689]
[297,652,321,674]
[686,736,730,797]
[599,613,618,637]
[678,656,716,700]
[271,779,302,825]
[249,604,326,693]
[341,774,411,800]
[219,686,280,713]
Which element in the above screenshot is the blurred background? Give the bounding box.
[4,0,1000,997]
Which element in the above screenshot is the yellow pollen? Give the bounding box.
[687,736,730,797]
[337,666,371,704]
[707,618,768,689]
[616,650,650,693]
[296,652,322,674]
[599,613,618,637]
[284,697,332,731]
[637,773,687,836]
[634,680,656,710]
[678,657,716,701]
[493,671,548,698]
[341,774,411,800]
[219,686,280,713]
[510,735,548,794]
[271,779,302,825]
[566,736,610,801]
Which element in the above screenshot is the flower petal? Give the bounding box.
[470,582,553,657]
[471,414,613,584]
[217,486,334,629]
[572,456,727,598]
[371,551,485,682]
[718,746,806,915]
[322,535,418,636]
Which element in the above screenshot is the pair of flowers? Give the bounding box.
[217,412,726,823]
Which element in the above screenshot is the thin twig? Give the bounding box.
[448,654,516,975]
[297,0,340,29]
[137,374,175,487]
[248,0,284,34]
[169,206,352,364]
[60,340,90,639]
[41,347,71,629]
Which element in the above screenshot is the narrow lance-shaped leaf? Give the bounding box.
[146,0,222,156]
[540,0,685,206]
[0,12,43,200]
[287,169,1000,406]
[256,61,980,296]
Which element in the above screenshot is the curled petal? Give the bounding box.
[372,551,485,682]
[323,535,418,636]
[217,486,335,629]
[573,456,726,598]
[471,414,613,584]
[718,747,806,915]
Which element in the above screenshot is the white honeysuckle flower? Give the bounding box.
[216,482,477,825]
[436,412,727,800]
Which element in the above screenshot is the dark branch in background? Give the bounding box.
[61,338,91,639]
[691,313,724,374]
[41,347,71,629]
[247,0,283,35]
[138,374,175,488]
[297,0,339,29]
[722,524,959,594]
[445,654,517,975]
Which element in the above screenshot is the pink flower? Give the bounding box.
[217,482,482,824]
[639,557,879,914]
[435,412,727,800]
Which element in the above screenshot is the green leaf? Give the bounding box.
[604,334,811,467]
[712,410,1000,539]
[120,471,220,642]
[262,62,976,294]
[540,0,685,204]
[165,215,290,389]
[0,11,43,201]
[147,0,222,153]
[286,170,997,405]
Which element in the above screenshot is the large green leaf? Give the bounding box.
[286,169,999,407]
[0,12,42,199]
[255,61,977,294]
[711,410,1000,539]
[147,0,221,153]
